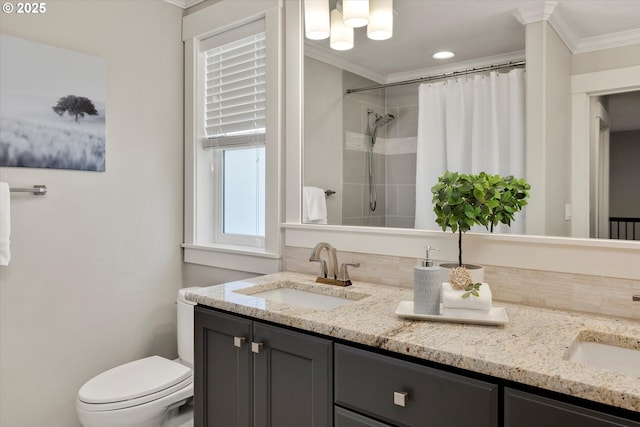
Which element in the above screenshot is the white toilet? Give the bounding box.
[76,288,199,427]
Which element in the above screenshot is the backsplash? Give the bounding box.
[285,246,639,321]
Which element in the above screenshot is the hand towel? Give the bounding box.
[441,282,492,311]
[303,186,327,224]
[0,182,11,266]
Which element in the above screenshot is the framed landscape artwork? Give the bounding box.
[0,35,106,171]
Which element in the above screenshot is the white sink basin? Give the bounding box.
[251,287,354,310]
[566,340,640,378]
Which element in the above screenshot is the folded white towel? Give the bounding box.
[0,182,10,266]
[303,186,327,224]
[442,282,492,311]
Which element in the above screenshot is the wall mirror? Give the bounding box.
[301,0,640,240]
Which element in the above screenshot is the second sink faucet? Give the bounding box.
[309,242,359,287]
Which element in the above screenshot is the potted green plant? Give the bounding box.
[431,171,530,288]
[484,173,531,232]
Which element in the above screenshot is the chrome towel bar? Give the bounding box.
[9,185,47,196]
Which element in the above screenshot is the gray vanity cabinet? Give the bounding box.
[504,388,640,427]
[194,307,333,427]
[195,306,637,427]
[335,344,499,427]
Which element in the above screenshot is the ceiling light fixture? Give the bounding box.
[304,0,393,51]
[433,51,456,59]
[330,8,354,51]
[367,0,393,40]
[304,0,331,40]
[342,0,369,28]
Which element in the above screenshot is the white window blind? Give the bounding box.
[202,20,266,148]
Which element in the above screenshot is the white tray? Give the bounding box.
[395,301,509,326]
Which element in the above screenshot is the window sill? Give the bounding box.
[182,243,281,274]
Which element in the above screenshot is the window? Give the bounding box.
[183,0,281,273]
[204,21,266,247]
[216,146,265,245]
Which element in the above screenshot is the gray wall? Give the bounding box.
[304,57,343,224]
[0,2,184,426]
[572,44,640,75]
[610,130,640,240]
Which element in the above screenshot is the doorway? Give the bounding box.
[571,65,640,239]
[603,91,640,240]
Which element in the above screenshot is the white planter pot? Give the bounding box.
[438,263,485,284]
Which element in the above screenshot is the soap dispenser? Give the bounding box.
[413,246,444,315]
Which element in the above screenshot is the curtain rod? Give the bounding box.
[345,60,525,94]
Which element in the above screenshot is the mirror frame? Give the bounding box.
[283,0,639,281]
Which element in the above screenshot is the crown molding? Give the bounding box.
[512,1,580,52]
[546,6,579,53]
[514,0,639,54]
[512,1,579,52]
[163,0,205,9]
[305,43,525,86]
[304,43,387,84]
[573,28,640,54]
[512,1,557,25]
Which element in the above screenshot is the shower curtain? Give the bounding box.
[414,68,526,234]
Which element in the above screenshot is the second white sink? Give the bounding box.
[566,340,640,378]
[251,287,354,310]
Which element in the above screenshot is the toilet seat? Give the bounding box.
[77,356,192,412]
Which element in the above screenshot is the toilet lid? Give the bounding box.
[78,356,192,404]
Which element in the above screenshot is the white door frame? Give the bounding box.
[570,65,640,238]
[591,102,610,239]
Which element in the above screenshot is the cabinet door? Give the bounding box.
[194,307,252,427]
[504,388,640,427]
[253,322,333,427]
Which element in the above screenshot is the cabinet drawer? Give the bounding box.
[504,388,640,427]
[335,344,498,427]
[335,406,394,427]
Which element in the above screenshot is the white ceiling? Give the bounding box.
[305,0,640,83]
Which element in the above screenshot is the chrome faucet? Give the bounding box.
[309,242,359,287]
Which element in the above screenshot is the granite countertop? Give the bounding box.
[186,271,640,413]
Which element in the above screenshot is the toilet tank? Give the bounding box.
[177,287,199,367]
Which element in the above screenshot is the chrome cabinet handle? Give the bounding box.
[251,342,264,353]
[233,336,246,348]
[393,391,408,407]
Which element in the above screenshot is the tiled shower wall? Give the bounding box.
[342,74,420,228]
[384,82,420,228]
[342,70,387,226]
[284,246,640,320]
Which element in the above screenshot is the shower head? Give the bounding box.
[374,113,395,127]
[367,110,395,146]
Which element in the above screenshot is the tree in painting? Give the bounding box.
[52,95,98,122]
